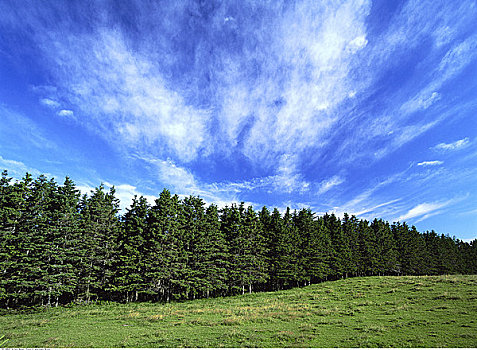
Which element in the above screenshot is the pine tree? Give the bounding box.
[241,205,269,293]
[179,195,207,299]
[293,209,315,286]
[115,195,149,302]
[24,175,57,306]
[220,204,246,294]
[78,185,120,302]
[0,171,25,307]
[146,189,182,301]
[264,207,283,290]
[370,219,398,275]
[357,219,376,276]
[275,208,301,288]
[393,223,427,275]
[45,176,82,306]
[199,204,228,298]
[324,213,345,278]
[341,214,361,277]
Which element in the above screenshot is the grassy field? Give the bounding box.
[1,275,476,348]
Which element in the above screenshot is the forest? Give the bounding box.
[0,170,476,309]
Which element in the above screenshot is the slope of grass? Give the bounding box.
[1,275,476,347]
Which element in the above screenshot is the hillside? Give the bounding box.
[1,275,476,347]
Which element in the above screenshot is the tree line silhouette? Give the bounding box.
[1,171,476,308]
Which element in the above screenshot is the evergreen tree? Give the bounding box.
[179,195,207,299]
[341,214,360,277]
[293,208,315,285]
[45,177,82,306]
[146,189,182,301]
[393,223,426,275]
[115,195,149,302]
[307,216,333,282]
[324,213,345,278]
[78,185,120,302]
[241,205,269,293]
[199,204,228,298]
[264,207,284,290]
[370,219,398,275]
[275,208,301,288]
[0,171,27,307]
[23,174,57,306]
[220,203,246,294]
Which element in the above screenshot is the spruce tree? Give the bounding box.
[78,185,120,302]
[199,204,229,298]
[265,207,284,290]
[45,176,82,306]
[115,195,149,302]
[241,205,269,293]
[146,189,182,301]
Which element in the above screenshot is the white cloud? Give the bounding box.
[215,0,372,168]
[40,98,60,109]
[271,154,310,194]
[58,109,74,117]
[0,105,57,150]
[434,137,470,151]
[331,2,477,166]
[401,91,441,114]
[41,29,211,162]
[103,182,156,211]
[76,184,96,196]
[318,175,344,195]
[0,156,38,177]
[461,208,477,216]
[354,198,402,217]
[395,201,452,222]
[394,195,468,223]
[347,35,368,53]
[462,236,477,243]
[415,210,443,223]
[417,160,444,166]
[401,33,477,117]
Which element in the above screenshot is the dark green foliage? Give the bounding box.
[115,195,149,302]
[78,185,120,302]
[0,170,476,308]
[275,208,301,288]
[146,189,182,301]
[198,204,228,297]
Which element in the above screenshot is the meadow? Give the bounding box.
[1,275,476,348]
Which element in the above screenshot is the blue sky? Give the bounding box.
[0,0,476,240]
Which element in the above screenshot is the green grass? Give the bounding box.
[1,275,476,347]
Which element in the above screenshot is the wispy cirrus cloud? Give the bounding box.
[417,160,444,167]
[331,1,477,165]
[0,105,57,150]
[318,176,344,195]
[395,198,458,223]
[5,0,475,174]
[0,156,41,178]
[44,29,211,162]
[58,109,74,117]
[40,98,60,109]
[434,137,470,151]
